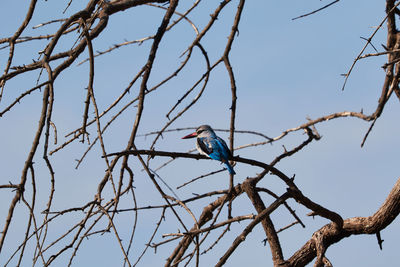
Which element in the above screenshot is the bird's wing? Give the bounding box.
[197,137,213,155]
[215,136,233,159]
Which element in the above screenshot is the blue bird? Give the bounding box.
[182,125,236,174]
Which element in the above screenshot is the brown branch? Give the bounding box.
[149,42,211,151]
[164,214,255,237]
[223,0,245,217]
[292,0,340,20]
[287,186,343,229]
[341,1,400,91]
[257,187,305,229]
[0,56,52,254]
[286,177,400,267]
[124,0,179,153]
[104,149,293,184]
[242,178,285,266]
[216,192,290,267]
[97,205,132,267]
[165,183,244,266]
[0,0,38,101]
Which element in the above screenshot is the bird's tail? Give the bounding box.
[225,162,236,175]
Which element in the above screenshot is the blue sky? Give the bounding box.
[1,1,399,266]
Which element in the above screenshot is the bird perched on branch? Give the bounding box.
[182,125,236,174]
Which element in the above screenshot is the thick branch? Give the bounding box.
[286,177,400,267]
[104,149,292,184]
[242,178,285,266]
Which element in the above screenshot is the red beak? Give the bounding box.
[182,132,197,139]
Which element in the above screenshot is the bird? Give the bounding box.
[182,125,236,174]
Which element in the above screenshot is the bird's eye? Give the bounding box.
[197,129,204,134]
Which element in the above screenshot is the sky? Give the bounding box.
[1,1,400,266]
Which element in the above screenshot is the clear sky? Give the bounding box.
[1,1,399,266]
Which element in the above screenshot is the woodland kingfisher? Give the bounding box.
[182,125,236,174]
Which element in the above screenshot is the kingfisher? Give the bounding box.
[182,125,236,174]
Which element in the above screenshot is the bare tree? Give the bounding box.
[0,0,399,266]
